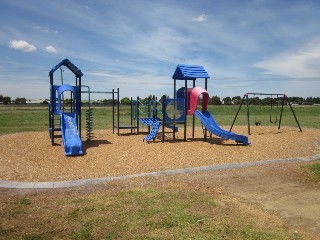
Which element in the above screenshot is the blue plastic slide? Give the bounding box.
[195,110,249,145]
[61,112,83,155]
[143,121,161,141]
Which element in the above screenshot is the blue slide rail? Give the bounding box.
[195,110,249,145]
[61,112,83,155]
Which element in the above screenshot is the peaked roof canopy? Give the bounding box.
[172,64,210,80]
[49,58,83,77]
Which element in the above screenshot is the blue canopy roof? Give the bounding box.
[49,58,83,77]
[172,64,210,80]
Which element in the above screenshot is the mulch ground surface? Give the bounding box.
[0,126,319,181]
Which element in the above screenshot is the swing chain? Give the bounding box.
[270,94,279,124]
[253,94,261,126]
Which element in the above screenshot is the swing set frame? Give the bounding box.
[230,93,302,135]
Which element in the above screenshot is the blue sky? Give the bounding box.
[1,0,320,100]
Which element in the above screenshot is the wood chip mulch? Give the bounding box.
[0,126,319,181]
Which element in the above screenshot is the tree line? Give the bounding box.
[220,96,320,105]
[1,94,320,106]
[0,95,29,105]
[103,95,320,106]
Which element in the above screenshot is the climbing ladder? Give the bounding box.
[86,108,93,140]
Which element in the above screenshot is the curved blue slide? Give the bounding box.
[195,110,249,145]
[61,112,83,155]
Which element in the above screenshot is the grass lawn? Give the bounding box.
[0,104,319,135]
[305,163,320,181]
[1,182,314,240]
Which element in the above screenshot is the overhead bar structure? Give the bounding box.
[81,86,119,139]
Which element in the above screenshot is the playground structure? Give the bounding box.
[114,94,179,138]
[123,64,250,145]
[136,95,184,142]
[48,60,252,156]
[230,93,302,135]
[48,59,83,156]
[48,59,120,156]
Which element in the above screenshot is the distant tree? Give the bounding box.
[144,95,154,102]
[298,97,304,104]
[159,94,169,103]
[249,97,261,105]
[62,98,72,104]
[222,96,232,105]
[232,96,242,105]
[101,99,114,105]
[305,97,314,105]
[261,97,272,106]
[0,95,3,102]
[42,100,49,105]
[139,95,154,104]
[14,97,26,104]
[121,97,131,105]
[289,97,304,105]
[3,96,11,105]
[210,95,222,105]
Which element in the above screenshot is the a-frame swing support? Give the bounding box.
[230,93,302,135]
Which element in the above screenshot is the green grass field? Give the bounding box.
[1,186,314,240]
[0,104,319,134]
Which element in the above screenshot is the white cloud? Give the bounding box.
[34,26,58,34]
[88,71,124,78]
[253,38,320,78]
[192,14,207,22]
[44,45,57,54]
[8,40,37,52]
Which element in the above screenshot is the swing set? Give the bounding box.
[230,93,302,135]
